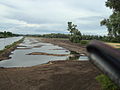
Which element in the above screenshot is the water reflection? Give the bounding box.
[0,38,70,67]
[0,37,88,68]
[0,37,23,50]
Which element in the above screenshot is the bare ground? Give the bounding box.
[0,37,102,90]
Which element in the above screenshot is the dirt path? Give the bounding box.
[0,37,102,90]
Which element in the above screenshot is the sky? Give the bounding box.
[0,0,112,35]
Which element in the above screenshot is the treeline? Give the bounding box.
[0,31,20,38]
[35,33,120,43]
[82,35,120,42]
[35,33,70,38]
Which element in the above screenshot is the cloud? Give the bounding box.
[0,0,112,35]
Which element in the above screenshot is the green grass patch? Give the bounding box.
[116,45,120,46]
[96,74,120,90]
[80,40,90,45]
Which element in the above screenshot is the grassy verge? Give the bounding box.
[80,40,90,45]
[105,42,120,48]
[96,74,120,90]
[5,38,24,49]
[0,37,24,60]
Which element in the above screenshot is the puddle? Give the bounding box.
[0,37,89,68]
[67,51,88,61]
[79,56,89,61]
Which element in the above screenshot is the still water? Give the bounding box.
[0,37,88,68]
[0,37,23,50]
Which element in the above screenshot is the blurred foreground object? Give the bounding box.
[87,40,120,87]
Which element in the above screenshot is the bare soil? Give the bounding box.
[0,45,17,61]
[0,37,102,90]
[27,52,69,56]
[0,61,101,90]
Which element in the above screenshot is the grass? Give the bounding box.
[105,42,120,48]
[80,40,90,45]
[96,74,120,90]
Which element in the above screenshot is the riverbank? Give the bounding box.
[0,37,102,90]
[0,37,24,61]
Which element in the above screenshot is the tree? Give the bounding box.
[101,0,120,38]
[67,22,82,43]
[105,0,120,12]
[0,31,15,38]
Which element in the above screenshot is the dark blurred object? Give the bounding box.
[87,40,120,87]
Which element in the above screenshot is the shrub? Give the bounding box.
[69,35,82,43]
[96,74,120,90]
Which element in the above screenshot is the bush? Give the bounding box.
[69,35,82,43]
[96,74,120,90]
[80,40,89,45]
[110,36,120,43]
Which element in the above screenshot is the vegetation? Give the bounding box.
[28,0,120,44]
[82,35,120,43]
[80,40,89,45]
[67,22,82,43]
[95,1,120,89]
[0,31,20,38]
[40,33,70,38]
[32,33,120,43]
[101,0,120,42]
[67,51,80,60]
[96,74,120,90]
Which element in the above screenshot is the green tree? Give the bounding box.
[67,22,82,43]
[0,31,16,38]
[101,0,120,38]
[105,0,120,12]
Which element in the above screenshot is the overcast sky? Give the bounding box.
[0,0,112,35]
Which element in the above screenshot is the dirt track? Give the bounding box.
[0,37,102,90]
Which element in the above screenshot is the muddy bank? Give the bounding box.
[27,52,69,56]
[40,38,88,55]
[0,45,17,61]
[0,60,101,90]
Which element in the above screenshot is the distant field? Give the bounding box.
[106,42,120,48]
